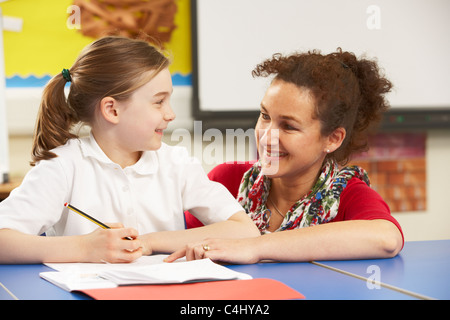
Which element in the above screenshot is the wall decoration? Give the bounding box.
[1,0,191,87]
[73,0,177,44]
[350,132,427,213]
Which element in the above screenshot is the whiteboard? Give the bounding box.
[193,0,450,113]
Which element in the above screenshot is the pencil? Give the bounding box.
[64,202,110,229]
[64,202,133,240]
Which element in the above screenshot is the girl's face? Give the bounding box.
[255,79,330,182]
[116,68,175,152]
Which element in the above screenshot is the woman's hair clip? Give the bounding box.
[61,68,72,82]
[332,57,350,69]
[339,61,350,69]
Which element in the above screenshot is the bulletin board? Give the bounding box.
[0,0,192,87]
[0,9,9,182]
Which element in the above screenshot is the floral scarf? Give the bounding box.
[237,159,370,234]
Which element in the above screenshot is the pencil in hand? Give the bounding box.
[64,202,110,229]
[64,202,133,240]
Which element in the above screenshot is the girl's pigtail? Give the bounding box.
[31,72,78,165]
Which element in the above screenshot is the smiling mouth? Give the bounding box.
[263,148,288,158]
[155,129,164,135]
[266,151,287,157]
[260,150,284,174]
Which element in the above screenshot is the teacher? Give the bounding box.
[169,48,404,264]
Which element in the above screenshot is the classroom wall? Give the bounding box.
[393,130,450,241]
[3,1,449,243]
[5,89,450,241]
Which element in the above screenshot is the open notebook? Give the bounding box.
[40,255,252,292]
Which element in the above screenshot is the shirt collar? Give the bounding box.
[79,132,159,175]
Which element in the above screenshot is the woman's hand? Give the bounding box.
[80,223,143,263]
[165,237,261,265]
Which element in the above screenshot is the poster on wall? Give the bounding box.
[350,133,427,213]
[0,0,192,88]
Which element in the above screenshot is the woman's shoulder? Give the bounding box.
[208,161,255,176]
[207,161,256,197]
[337,177,391,220]
[340,177,385,204]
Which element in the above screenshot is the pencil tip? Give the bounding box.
[64,202,68,207]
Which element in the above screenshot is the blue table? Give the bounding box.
[0,240,448,300]
[0,264,89,300]
[227,261,414,300]
[315,239,450,300]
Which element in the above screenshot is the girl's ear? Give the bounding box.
[326,127,346,153]
[99,96,120,124]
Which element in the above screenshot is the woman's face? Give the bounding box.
[255,79,330,182]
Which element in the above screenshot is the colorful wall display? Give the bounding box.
[1,0,192,87]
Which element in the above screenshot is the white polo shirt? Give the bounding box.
[0,134,243,236]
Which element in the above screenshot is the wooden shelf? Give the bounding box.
[0,178,22,200]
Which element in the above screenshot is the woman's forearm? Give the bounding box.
[171,219,403,264]
[254,219,403,262]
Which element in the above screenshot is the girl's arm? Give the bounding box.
[0,226,142,264]
[166,219,403,263]
[140,211,260,256]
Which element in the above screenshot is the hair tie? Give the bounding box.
[61,68,72,82]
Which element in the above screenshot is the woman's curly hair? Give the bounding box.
[252,48,393,165]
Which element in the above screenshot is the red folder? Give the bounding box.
[80,278,304,300]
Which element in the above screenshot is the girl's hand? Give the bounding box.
[81,224,143,263]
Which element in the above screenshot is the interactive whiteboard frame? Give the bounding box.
[191,0,450,129]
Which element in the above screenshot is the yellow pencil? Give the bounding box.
[64,202,133,240]
[64,202,110,229]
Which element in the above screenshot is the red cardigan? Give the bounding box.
[184,162,404,243]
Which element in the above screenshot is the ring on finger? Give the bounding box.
[203,244,210,251]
